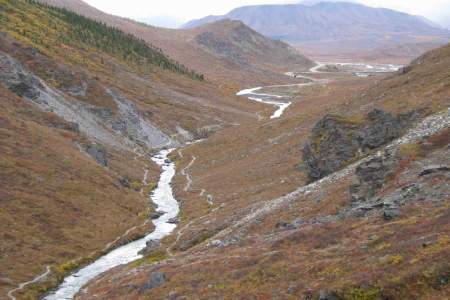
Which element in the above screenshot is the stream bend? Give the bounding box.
[44,148,179,300]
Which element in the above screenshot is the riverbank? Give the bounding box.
[42,149,179,300]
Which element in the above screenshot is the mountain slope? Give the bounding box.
[190,19,313,73]
[76,42,450,300]
[184,1,450,54]
[0,1,261,297]
[37,0,314,86]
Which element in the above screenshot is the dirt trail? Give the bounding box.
[7,267,51,300]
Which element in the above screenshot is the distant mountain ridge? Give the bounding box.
[183,1,450,53]
[37,0,314,85]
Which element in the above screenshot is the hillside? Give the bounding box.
[1,1,449,300]
[37,0,314,86]
[190,20,314,74]
[0,0,260,298]
[75,42,450,299]
[183,1,450,56]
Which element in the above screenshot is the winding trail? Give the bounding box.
[181,155,197,192]
[43,149,180,300]
[7,267,51,300]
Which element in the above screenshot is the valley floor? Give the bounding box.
[71,51,449,299]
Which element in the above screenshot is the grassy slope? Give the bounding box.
[0,0,258,298]
[37,0,314,87]
[0,85,153,298]
[0,0,257,135]
[77,44,450,299]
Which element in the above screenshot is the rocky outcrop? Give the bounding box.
[0,50,176,150]
[350,145,449,220]
[84,143,108,167]
[0,51,44,101]
[302,115,361,182]
[359,109,403,151]
[350,150,398,203]
[108,90,175,148]
[303,109,419,182]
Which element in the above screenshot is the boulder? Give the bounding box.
[208,239,224,248]
[275,218,304,230]
[138,240,161,256]
[141,272,166,291]
[150,211,164,220]
[167,217,179,224]
[292,218,304,229]
[85,143,108,167]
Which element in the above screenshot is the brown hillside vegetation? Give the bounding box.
[37,0,314,86]
[0,0,264,298]
[1,0,449,299]
[0,84,152,298]
[78,43,450,299]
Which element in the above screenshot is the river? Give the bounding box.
[43,148,179,300]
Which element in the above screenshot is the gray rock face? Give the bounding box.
[0,51,176,151]
[0,51,127,149]
[0,51,43,100]
[302,115,361,182]
[349,146,450,220]
[303,109,418,182]
[141,272,166,291]
[359,109,402,151]
[108,90,176,149]
[85,144,108,167]
[350,154,397,203]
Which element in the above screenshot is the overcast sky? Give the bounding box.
[83,0,450,28]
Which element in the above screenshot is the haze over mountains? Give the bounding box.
[183,1,450,54]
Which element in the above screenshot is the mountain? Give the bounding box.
[183,1,450,55]
[36,0,314,86]
[188,19,313,73]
